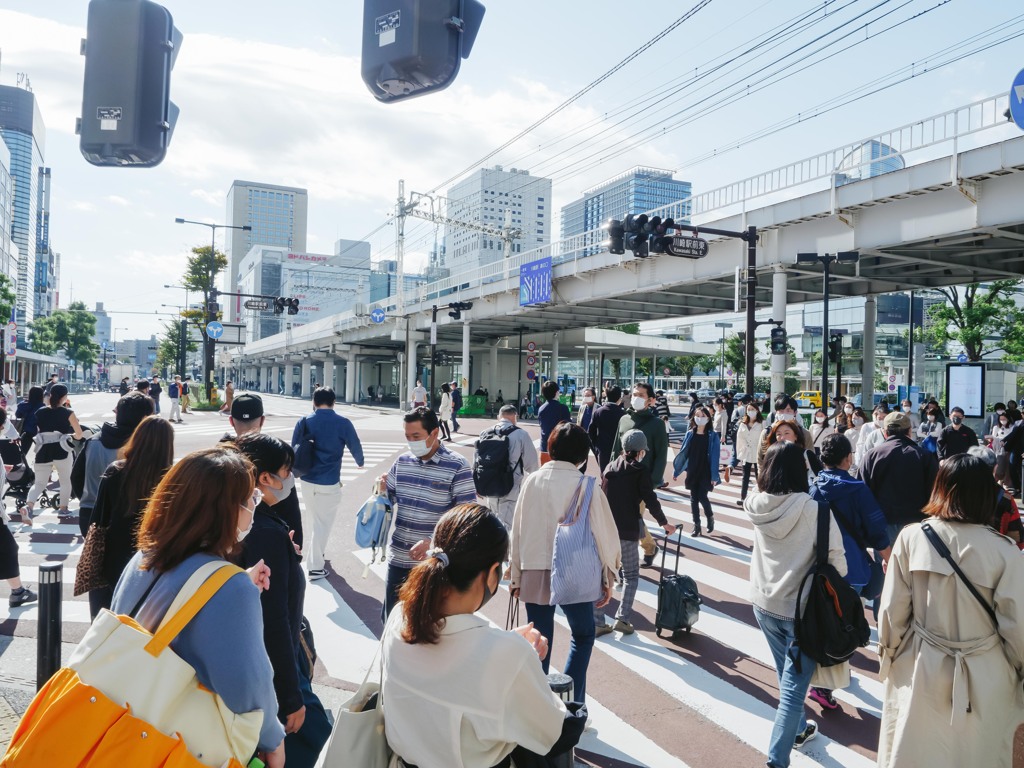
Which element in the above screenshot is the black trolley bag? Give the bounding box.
[655,527,702,637]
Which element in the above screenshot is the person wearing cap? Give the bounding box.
[228,393,266,438]
[599,429,676,636]
[858,410,939,542]
[937,406,980,462]
[292,388,365,581]
[477,404,539,529]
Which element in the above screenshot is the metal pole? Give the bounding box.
[820,257,831,406]
[907,289,915,389]
[37,563,62,690]
[179,319,187,378]
[834,334,843,399]
[204,226,217,400]
[720,328,726,390]
[744,226,757,397]
[428,305,438,411]
[516,328,524,410]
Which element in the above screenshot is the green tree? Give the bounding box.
[29,301,99,380]
[0,274,15,332]
[928,281,1024,361]
[608,323,640,335]
[696,355,720,379]
[156,319,199,374]
[723,333,746,377]
[675,356,697,388]
[180,244,228,392]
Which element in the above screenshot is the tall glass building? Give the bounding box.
[0,141,15,298]
[560,167,692,241]
[224,180,308,321]
[0,85,46,338]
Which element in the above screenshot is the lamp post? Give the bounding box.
[174,218,251,398]
[795,251,859,406]
[714,321,732,390]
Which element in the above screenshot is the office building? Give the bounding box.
[0,141,15,302]
[224,180,308,321]
[444,166,552,273]
[560,167,693,241]
[35,167,59,316]
[835,140,905,186]
[236,246,368,342]
[369,259,428,304]
[91,302,112,349]
[0,84,46,338]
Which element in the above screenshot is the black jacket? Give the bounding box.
[601,456,667,541]
[857,435,938,527]
[588,402,624,468]
[937,424,979,460]
[241,505,306,719]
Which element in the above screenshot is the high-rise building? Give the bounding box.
[91,302,112,349]
[444,166,552,274]
[224,180,308,321]
[835,140,905,187]
[0,141,15,301]
[34,166,58,317]
[0,84,46,339]
[560,167,692,241]
[369,260,428,304]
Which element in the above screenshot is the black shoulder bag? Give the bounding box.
[920,522,998,627]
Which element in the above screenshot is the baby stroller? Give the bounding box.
[0,439,37,513]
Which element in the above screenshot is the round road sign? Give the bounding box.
[526,369,537,380]
[663,367,670,375]
[526,355,537,366]
[957,353,968,363]
[526,341,537,352]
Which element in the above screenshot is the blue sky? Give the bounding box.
[0,0,1021,339]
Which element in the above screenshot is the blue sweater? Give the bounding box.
[809,468,890,588]
[111,551,286,752]
[538,399,571,454]
[292,408,365,485]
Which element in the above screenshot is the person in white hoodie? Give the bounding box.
[745,441,847,768]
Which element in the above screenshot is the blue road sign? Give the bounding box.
[100,341,109,351]
[370,308,386,324]
[520,257,552,307]
[1011,68,1024,131]
[206,321,225,340]
[957,353,968,363]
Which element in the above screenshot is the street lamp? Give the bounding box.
[714,321,733,391]
[795,251,859,405]
[174,217,251,397]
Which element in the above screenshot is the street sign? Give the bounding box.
[526,341,537,353]
[957,353,968,363]
[206,321,225,340]
[1011,68,1024,131]
[520,257,553,306]
[667,235,709,259]
[244,299,271,311]
[369,308,386,324]
[100,341,109,351]
[526,355,537,367]
[526,369,537,380]
[663,367,670,375]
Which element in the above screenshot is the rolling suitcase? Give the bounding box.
[655,528,701,637]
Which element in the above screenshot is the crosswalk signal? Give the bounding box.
[361,0,486,103]
[624,214,649,258]
[603,219,625,255]
[78,0,182,167]
[287,298,300,315]
[770,327,787,355]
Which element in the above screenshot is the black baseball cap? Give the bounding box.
[231,393,264,421]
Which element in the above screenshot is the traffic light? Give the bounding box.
[78,0,182,167]
[448,301,473,320]
[770,327,787,355]
[828,335,842,360]
[623,214,649,258]
[361,0,486,103]
[274,297,288,315]
[287,298,300,315]
[603,219,624,255]
[649,217,676,254]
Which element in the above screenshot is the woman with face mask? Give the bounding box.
[576,387,597,432]
[385,504,582,768]
[989,410,1015,490]
[735,404,765,506]
[88,415,175,618]
[917,404,942,453]
[438,383,453,442]
[844,408,867,460]
[810,408,834,453]
[110,446,285,768]
[672,405,721,536]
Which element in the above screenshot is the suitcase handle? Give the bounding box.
[658,526,685,575]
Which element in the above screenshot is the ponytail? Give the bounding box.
[398,503,509,645]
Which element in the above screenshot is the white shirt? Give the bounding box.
[382,611,566,768]
[412,386,427,404]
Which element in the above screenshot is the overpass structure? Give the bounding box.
[235,93,1024,404]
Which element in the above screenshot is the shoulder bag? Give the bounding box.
[920,522,998,627]
[549,476,604,606]
[292,416,317,478]
[2,561,259,767]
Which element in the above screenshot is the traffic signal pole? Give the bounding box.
[429,305,438,411]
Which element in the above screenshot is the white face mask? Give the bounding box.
[777,412,796,422]
[694,416,709,427]
[852,417,864,426]
[815,416,826,424]
[902,405,911,413]
[927,414,936,422]
[631,396,648,411]
[583,396,594,405]
[408,438,433,458]
[237,506,255,542]
[844,406,854,414]
[746,408,758,417]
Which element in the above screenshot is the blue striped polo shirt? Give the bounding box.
[385,443,477,568]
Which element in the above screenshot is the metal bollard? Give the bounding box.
[37,563,62,690]
[546,672,576,768]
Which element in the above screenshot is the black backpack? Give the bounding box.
[473,424,521,497]
[793,501,870,668]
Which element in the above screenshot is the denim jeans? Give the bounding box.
[525,601,596,704]
[754,608,816,768]
[383,563,412,622]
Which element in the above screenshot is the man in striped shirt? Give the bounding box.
[381,406,477,618]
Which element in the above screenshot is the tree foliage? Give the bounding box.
[180,244,228,340]
[0,274,15,330]
[928,281,1024,361]
[156,319,199,374]
[29,301,99,378]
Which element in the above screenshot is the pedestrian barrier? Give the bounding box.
[36,563,62,690]
[546,672,575,768]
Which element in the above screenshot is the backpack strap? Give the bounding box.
[144,561,243,657]
[815,500,830,567]
[920,522,998,628]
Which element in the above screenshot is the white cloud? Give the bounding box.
[105,195,130,207]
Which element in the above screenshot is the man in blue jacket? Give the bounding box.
[537,379,571,463]
[292,388,365,580]
[808,432,891,710]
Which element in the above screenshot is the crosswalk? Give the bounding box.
[0,447,885,767]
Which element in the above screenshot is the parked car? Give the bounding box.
[695,388,716,399]
[792,390,823,408]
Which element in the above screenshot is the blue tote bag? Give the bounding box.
[549,476,604,606]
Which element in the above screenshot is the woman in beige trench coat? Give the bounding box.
[877,454,1024,768]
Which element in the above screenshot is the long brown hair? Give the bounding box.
[399,504,508,645]
[137,445,254,572]
[117,415,175,521]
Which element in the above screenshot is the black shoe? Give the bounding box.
[707,517,715,534]
[9,587,37,608]
[642,546,657,567]
[794,721,818,748]
[690,527,702,538]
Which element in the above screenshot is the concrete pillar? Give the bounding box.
[583,344,589,390]
[489,342,499,396]
[301,361,312,398]
[270,365,280,394]
[406,340,419,408]
[346,354,358,404]
[283,362,294,397]
[461,322,471,392]
[551,333,560,387]
[630,350,636,389]
[862,295,877,401]
[771,266,788,402]
[260,366,269,392]
[323,359,335,394]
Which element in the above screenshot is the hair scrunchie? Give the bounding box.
[425,547,449,568]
